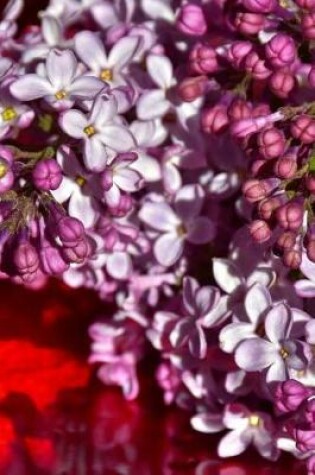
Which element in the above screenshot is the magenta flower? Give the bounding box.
[10,49,104,110]
[139,185,216,266]
[59,94,136,171]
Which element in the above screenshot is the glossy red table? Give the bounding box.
[0,279,305,474]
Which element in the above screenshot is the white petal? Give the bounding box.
[46,49,77,89]
[147,54,173,89]
[220,323,255,353]
[265,303,292,344]
[218,430,250,457]
[212,259,244,294]
[84,138,108,172]
[139,201,180,232]
[295,280,315,298]
[136,90,170,120]
[109,36,139,71]
[245,283,271,326]
[235,338,276,371]
[106,252,132,280]
[131,152,161,182]
[75,31,107,72]
[154,233,183,267]
[59,109,87,138]
[10,75,52,100]
[266,358,287,383]
[68,192,97,228]
[99,125,136,152]
[191,413,224,434]
[51,176,75,203]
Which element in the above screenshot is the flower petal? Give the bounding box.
[235,338,276,371]
[147,54,173,89]
[109,36,139,71]
[244,283,271,326]
[68,192,97,228]
[218,430,250,457]
[154,233,183,267]
[59,109,87,138]
[175,184,205,222]
[139,201,180,232]
[220,322,255,353]
[46,49,77,89]
[75,31,107,72]
[187,216,216,244]
[136,89,170,120]
[99,125,136,152]
[295,280,315,298]
[106,252,132,280]
[84,137,108,172]
[265,303,292,344]
[212,259,243,294]
[70,75,104,99]
[191,413,224,434]
[10,75,52,100]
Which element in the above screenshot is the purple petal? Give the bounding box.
[170,318,192,348]
[183,276,199,315]
[189,326,207,359]
[187,216,216,244]
[175,184,204,222]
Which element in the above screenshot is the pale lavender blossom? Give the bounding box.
[0,85,34,139]
[217,403,279,460]
[235,303,309,383]
[75,31,140,87]
[10,49,104,110]
[60,93,136,171]
[139,184,216,267]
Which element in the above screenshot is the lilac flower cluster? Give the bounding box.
[3,0,315,471]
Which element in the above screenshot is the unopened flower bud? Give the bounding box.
[189,43,219,74]
[63,237,91,263]
[276,231,297,250]
[249,219,271,242]
[276,201,304,230]
[258,127,286,159]
[243,178,269,202]
[40,242,69,275]
[201,105,228,134]
[245,51,271,80]
[176,4,207,36]
[275,380,311,413]
[283,247,302,268]
[234,12,265,35]
[265,33,297,69]
[274,156,297,178]
[56,216,85,247]
[301,12,315,40]
[243,0,275,12]
[269,70,295,99]
[291,115,315,144]
[32,158,62,191]
[14,242,39,275]
[227,41,253,69]
[177,75,207,102]
[228,98,252,121]
[296,0,315,9]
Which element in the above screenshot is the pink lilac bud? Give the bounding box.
[177,75,208,102]
[56,216,85,247]
[274,156,297,178]
[14,242,39,275]
[109,194,133,217]
[252,104,272,117]
[176,4,207,36]
[307,456,315,475]
[302,12,315,39]
[276,200,304,230]
[283,247,302,268]
[249,219,271,242]
[276,231,297,250]
[40,242,69,275]
[296,0,315,9]
[243,178,270,202]
[243,0,275,12]
[291,115,315,144]
[245,51,271,80]
[189,43,219,74]
[32,159,63,191]
[269,70,295,98]
[62,237,91,263]
[234,12,266,35]
[295,429,315,452]
[306,399,315,427]
[201,105,228,134]
[306,174,315,193]
[227,98,252,121]
[265,33,297,69]
[227,41,253,69]
[308,66,315,87]
[275,380,311,413]
[258,195,283,219]
[258,127,286,159]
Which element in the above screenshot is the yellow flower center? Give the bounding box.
[1,107,17,122]
[75,175,86,187]
[55,90,67,100]
[100,68,113,82]
[176,224,186,237]
[248,415,260,427]
[278,0,289,7]
[0,160,8,179]
[280,347,289,359]
[83,125,96,137]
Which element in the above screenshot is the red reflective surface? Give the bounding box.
[0,279,306,474]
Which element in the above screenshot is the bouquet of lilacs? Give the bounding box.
[4,0,315,470]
